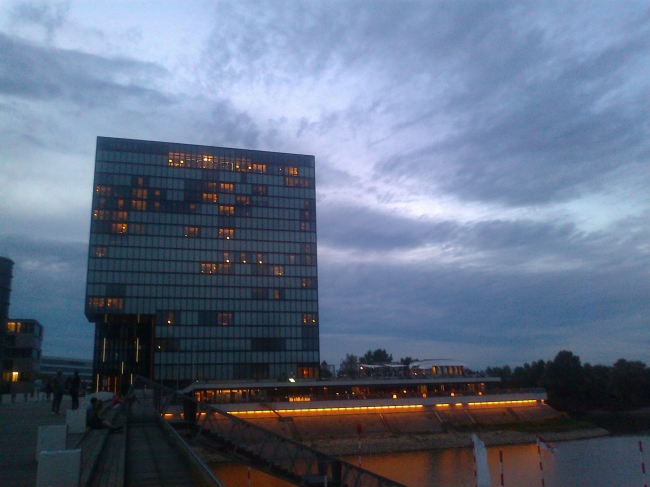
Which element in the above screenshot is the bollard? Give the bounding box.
[36,425,67,461]
[36,449,81,487]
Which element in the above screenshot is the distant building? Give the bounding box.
[85,137,320,392]
[409,359,467,377]
[0,256,14,394]
[2,319,43,394]
[40,356,93,384]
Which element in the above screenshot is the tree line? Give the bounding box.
[486,350,650,413]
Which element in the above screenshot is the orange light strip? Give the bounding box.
[467,399,537,406]
[230,404,424,415]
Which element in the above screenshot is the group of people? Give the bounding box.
[49,370,81,414]
[86,396,123,432]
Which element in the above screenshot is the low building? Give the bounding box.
[2,319,43,394]
[409,359,467,377]
[40,356,93,388]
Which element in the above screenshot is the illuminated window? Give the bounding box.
[203,193,218,203]
[301,222,311,231]
[205,182,217,191]
[219,205,235,216]
[256,253,264,264]
[272,265,284,276]
[201,263,217,274]
[153,201,161,210]
[6,321,19,333]
[288,255,296,265]
[302,278,314,288]
[93,210,109,220]
[304,255,313,265]
[222,252,231,263]
[184,226,199,238]
[11,371,19,382]
[248,163,267,173]
[218,228,234,239]
[111,223,128,234]
[238,252,249,264]
[153,189,162,198]
[252,185,267,195]
[117,199,125,209]
[136,177,146,187]
[165,312,175,325]
[132,188,147,199]
[302,314,318,325]
[88,297,105,308]
[95,185,112,196]
[92,246,107,258]
[285,166,298,176]
[114,211,128,221]
[106,298,123,309]
[168,152,185,167]
[199,155,214,169]
[236,195,250,205]
[272,289,285,300]
[217,313,232,326]
[220,183,234,193]
[132,200,147,211]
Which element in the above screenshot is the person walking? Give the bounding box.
[51,370,65,414]
[70,370,81,410]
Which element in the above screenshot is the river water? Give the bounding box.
[212,435,650,487]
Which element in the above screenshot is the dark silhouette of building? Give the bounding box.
[2,319,43,394]
[0,256,14,394]
[86,137,319,392]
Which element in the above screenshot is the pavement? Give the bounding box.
[0,396,79,487]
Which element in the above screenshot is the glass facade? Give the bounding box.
[85,137,319,392]
[0,256,13,394]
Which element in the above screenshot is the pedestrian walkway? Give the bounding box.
[0,397,73,487]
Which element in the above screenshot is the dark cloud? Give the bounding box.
[0,236,92,359]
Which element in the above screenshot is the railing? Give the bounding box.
[127,376,408,487]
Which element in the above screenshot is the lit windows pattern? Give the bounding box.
[86,137,319,388]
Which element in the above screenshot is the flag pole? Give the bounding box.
[472,437,478,487]
[247,466,251,487]
[537,435,546,487]
[499,450,504,487]
[640,441,648,487]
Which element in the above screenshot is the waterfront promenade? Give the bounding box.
[0,397,72,487]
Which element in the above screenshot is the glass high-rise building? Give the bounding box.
[85,137,319,392]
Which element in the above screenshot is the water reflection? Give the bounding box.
[212,435,650,487]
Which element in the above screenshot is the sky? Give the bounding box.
[0,1,648,370]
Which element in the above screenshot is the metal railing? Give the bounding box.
[127,376,408,487]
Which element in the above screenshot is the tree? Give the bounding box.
[320,361,333,379]
[361,349,393,364]
[543,350,585,412]
[339,354,359,377]
[485,365,512,384]
[400,357,416,366]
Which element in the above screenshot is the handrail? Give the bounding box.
[127,375,409,487]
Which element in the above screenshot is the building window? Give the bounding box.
[256,253,264,264]
[132,188,148,199]
[301,278,315,288]
[132,200,147,211]
[217,313,232,326]
[6,321,19,333]
[251,288,267,300]
[218,228,234,239]
[248,163,267,173]
[200,263,217,274]
[272,289,285,300]
[95,185,112,196]
[203,193,218,203]
[302,313,318,325]
[93,210,109,220]
[238,252,249,264]
[111,223,128,234]
[184,226,199,238]
[106,298,124,309]
[236,195,250,205]
[115,211,128,221]
[168,152,185,167]
[288,255,296,265]
[304,255,313,265]
[222,252,231,263]
[252,185,267,196]
[300,222,311,231]
[219,205,235,216]
[285,166,298,176]
[220,183,234,193]
[88,297,105,308]
[272,265,284,276]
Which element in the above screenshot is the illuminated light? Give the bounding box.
[392,394,397,399]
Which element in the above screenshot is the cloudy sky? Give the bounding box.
[0,1,648,369]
